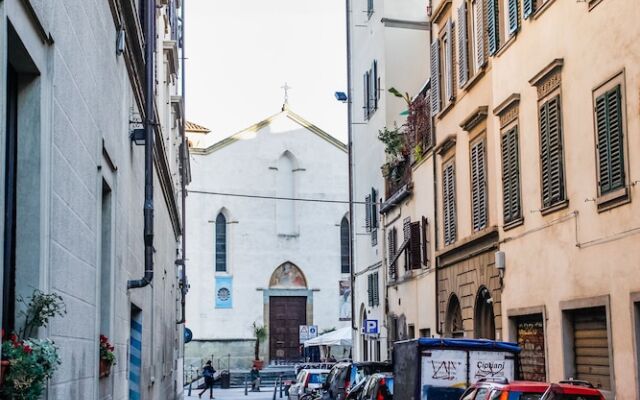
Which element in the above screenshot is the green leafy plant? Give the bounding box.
[252,322,267,360]
[100,335,116,366]
[17,290,67,339]
[377,124,405,158]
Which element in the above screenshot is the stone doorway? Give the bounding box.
[269,296,307,362]
[474,287,496,339]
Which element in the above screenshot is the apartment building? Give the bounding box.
[347,0,429,361]
[427,0,640,397]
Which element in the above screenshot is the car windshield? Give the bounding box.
[351,364,392,385]
[309,373,328,384]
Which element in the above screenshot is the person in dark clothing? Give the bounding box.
[250,366,261,391]
[199,360,216,399]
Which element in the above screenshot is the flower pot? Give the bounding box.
[99,359,111,378]
[252,359,264,370]
[0,360,9,385]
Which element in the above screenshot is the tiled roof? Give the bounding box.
[185,121,211,134]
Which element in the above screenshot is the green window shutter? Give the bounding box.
[421,217,430,267]
[501,127,522,223]
[373,61,379,110]
[443,162,457,245]
[523,0,536,19]
[540,96,565,208]
[363,72,369,120]
[430,40,441,114]
[507,0,519,36]
[475,0,487,67]
[457,2,469,86]
[471,140,488,231]
[487,0,499,56]
[365,194,372,232]
[596,85,625,194]
[445,19,454,101]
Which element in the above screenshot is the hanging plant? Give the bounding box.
[99,335,116,377]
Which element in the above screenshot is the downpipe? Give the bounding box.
[128,0,156,290]
[177,0,188,324]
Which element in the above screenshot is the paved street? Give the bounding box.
[184,387,278,400]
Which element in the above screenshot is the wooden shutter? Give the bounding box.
[471,140,488,231]
[501,127,522,223]
[421,217,430,267]
[373,273,379,306]
[596,86,625,194]
[507,0,519,36]
[367,274,373,306]
[430,40,441,114]
[475,0,487,67]
[365,194,372,232]
[445,19,454,101]
[409,222,421,270]
[572,307,611,390]
[373,61,379,110]
[523,0,535,19]
[363,72,369,120]
[457,2,469,86]
[388,228,397,279]
[443,162,457,245]
[487,0,499,56]
[371,188,378,229]
[369,63,376,114]
[540,96,565,208]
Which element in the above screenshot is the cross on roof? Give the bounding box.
[281,82,292,105]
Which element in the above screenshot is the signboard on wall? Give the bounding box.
[299,325,318,342]
[215,276,232,309]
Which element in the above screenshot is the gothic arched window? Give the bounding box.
[340,217,350,273]
[215,213,227,272]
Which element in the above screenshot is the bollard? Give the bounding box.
[272,377,279,400]
[244,374,248,396]
[188,379,193,396]
[279,375,283,398]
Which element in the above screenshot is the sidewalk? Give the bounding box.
[184,387,282,400]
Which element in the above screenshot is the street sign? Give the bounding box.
[364,319,379,335]
[299,325,319,342]
[184,327,193,344]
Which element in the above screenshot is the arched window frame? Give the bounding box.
[340,216,350,273]
[215,213,227,272]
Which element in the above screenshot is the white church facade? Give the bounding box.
[185,105,350,369]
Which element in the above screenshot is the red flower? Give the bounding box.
[22,345,32,354]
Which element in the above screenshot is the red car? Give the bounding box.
[461,378,605,400]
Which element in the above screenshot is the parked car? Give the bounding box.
[349,372,393,400]
[460,378,605,400]
[323,361,392,400]
[289,369,330,400]
[295,362,336,375]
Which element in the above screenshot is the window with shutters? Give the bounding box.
[388,227,398,279]
[442,159,457,246]
[459,0,485,88]
[437,18,455,111]
[215,213,227,272]
[363,62,379,120]
[505,0,520,37]
[370,188,378,246]
[340,217,350,274]
[367,272,380,307]
[501,125,522,225]
[538,95,566,210]
[408,221,422,270]
[365,194,372,233]
[421,216,430,268]
[470,137,488,232]
[487,0,507,56]
[593,75,628,208]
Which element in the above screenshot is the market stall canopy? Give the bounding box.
[304,327,352,347]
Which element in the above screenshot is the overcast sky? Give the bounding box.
[185,0,348,144]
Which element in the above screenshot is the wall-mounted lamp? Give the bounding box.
[334,91,348,103]
[116,29,126,56]
[130,128,146,145]
[495,250,505,282]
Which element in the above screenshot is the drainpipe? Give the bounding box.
[345,0,357,333]
[432,122,441,335]
[128,0,156,289]
[177,0,187,324]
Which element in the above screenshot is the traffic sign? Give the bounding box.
[184,327,193,344]
[364,319,379,335]
[299,325,319,342]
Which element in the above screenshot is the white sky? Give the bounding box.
[185,0,348,144]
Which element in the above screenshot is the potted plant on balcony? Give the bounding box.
[1,290,65,398]
[99,335,116,378]
[252,322,267,370]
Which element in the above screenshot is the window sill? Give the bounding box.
[597,187,630,212]
[495,34,517,58]
[461,68,486,93]
[533,0,558,20]
[437,99,456,119]
[540,199,569,216]
[503,217,524,232]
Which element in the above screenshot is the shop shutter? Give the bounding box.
[409,222,422,269]
[523,0,536,19]
[457,2,469,86]
[445,19,454,101]
[471,140,488,231]
[572,307,611,390]
[595,85,625,194]
[487,0,499,56]
[476,0,487,67]
[540,96,565,208]
[430,40,441,114]
[507,0,519,36]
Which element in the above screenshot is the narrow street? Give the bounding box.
[184,388,274,400]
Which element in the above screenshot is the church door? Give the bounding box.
[269,296,307,362]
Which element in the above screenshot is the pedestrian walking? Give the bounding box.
[250,365,261,391]
[199,360,216,399]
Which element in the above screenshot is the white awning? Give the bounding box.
[303,327,353,348]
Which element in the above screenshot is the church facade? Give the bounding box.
[185,106,350,369]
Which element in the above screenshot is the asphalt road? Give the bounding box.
[184,387,281,400]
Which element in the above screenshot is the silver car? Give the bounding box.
[288,369,330,400]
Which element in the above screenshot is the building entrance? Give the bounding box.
[269,296,307,362]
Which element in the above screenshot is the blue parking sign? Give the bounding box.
[364,319,379,334]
